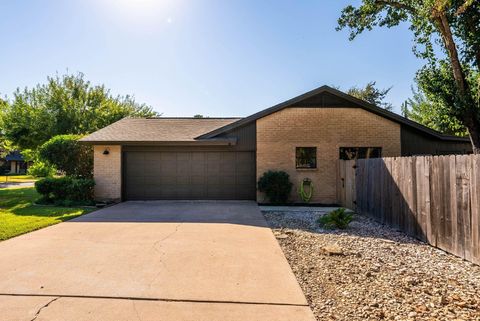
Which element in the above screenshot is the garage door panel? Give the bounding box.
[144,152,160,161]
[191,163,205,173]
[128,177,145,186]
[124,151,255,200]
[159,175,177,185]
[219,162,235,173]
[236,175,253,185]
[191,175,205,185]
[219,175,235,184]
[206,163,220,174]
[207,176,221,185]
[125,162,145,176]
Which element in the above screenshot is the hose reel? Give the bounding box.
[299,178,313,203]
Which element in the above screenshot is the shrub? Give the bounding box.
[38,135,93,178]
[35,177,95,206]
[257,170,293,204]
[27,161,56,177]
[317,208,354,229]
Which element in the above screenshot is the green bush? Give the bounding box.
[257,170,293,204]
[35,177,95,206]
[27,161,56,177]
[38,135,93,178]
[317,208,354,229]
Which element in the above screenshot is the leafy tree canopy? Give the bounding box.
[402,84,468,136]
[337,0,480,153]
[347,81,393,110]
[1,73,159,150]
[38,134,93,178]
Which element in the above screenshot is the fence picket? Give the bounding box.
[345,155,478,265]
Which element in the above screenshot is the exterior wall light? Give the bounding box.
[103,149,110,155]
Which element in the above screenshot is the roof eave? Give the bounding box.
[79,138,237,146]
[197,85,470,143]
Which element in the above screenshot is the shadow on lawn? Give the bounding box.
[9,204,90,221]
[0,187,92,221]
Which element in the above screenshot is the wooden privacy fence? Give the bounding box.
[351,155,480,265]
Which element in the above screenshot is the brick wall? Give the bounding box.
[256,107,401,204]
[93,145,122,202]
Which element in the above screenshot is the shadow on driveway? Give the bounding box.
[71,200,268,227]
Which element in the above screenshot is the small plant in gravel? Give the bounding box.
[317,208,354,229]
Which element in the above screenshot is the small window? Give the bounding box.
[339,147,382,160]
[296,147,317,169]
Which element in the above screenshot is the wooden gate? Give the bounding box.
[337,160,356,210]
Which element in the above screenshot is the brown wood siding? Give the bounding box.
[401,125,472,156]
[214,122,256,151]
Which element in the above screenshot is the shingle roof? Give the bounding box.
[5,151,24,161]
[80,118,241,143]
[198,85,470,142]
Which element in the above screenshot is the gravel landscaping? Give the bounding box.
[262,209,480,321]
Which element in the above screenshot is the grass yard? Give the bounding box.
[0,187,94,241]
[0,175,38,183]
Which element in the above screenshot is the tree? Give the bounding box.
[193,114,205,118]
[1,73,159,150]
[402,85,468,136]
[38,135,93,178]
[337,0,480,153]
[347,81,393,110]
[0,97,13,158]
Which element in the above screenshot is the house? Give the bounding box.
[80,86,471,203]
[4,151,30,174]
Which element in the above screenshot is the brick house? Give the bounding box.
[81,86,471,203]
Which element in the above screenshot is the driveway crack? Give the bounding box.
[30,297,60,321]
[149,223,182,289]
[131,300,142,321]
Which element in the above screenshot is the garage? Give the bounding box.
[123,151,256,200]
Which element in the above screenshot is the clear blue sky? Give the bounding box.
[0,0,423,117]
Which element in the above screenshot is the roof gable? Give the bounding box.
[198,85,469,142]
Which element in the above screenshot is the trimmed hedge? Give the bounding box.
[257,170,293,204]
[35,177,95,206]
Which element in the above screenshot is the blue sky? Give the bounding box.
[0,0,423,117]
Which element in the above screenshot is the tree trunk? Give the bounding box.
[464,115,480,154]
[434,9,480,153]
[468,128,480,154]
[435,12,468,95]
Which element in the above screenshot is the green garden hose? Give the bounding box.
[299,178,313,203]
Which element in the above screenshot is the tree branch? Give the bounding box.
[455,0,474,16]
[374,0,415,13]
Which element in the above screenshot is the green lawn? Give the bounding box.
[0,175,38,183]
[0,187,94,241]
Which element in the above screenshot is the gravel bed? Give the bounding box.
[263,210,480,321]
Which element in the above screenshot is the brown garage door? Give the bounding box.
[123,151,256,200]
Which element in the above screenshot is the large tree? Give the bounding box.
[402,84,468,136]
[347,81,393,110]
[337,0,480,153]
[1,73,159,150]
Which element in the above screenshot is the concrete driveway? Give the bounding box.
[0,201,314,321]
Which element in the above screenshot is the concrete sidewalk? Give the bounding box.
[0,201,314,320]
[0,181,35,189]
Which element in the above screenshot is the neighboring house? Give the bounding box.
[4,151,31,174]
[81,86,471,203]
